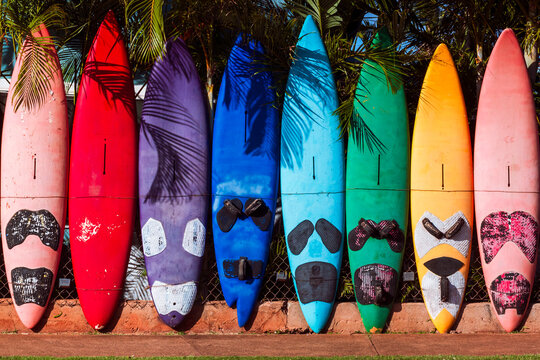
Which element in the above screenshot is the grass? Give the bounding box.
[3,357,540,360]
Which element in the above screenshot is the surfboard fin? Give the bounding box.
[217,198,243,232]
[245,198,272,231]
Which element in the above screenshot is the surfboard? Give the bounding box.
[0,24,68,329]
[410,44,474,334]
[281,15,345,334]
[346,28,409,334]
[69,10,137,330]
[475,28,539,332]
[212,35,279,327]
[139,38,209,328]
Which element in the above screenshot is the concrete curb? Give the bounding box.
[0,299,536,333]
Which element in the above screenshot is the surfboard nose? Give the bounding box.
[300,301,333,333]
[236,304,251,328]
[235,287,259,327]
[159,312,185,329]
[498,314,524,333]
[78,288,122,330]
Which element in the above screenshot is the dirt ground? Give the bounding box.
[1,333,540,357]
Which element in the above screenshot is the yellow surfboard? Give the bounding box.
[410,44,474,334]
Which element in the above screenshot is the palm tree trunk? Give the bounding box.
[200,32,214,128]
[524,0,538,83]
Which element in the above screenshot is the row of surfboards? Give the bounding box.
[0,11,536,335]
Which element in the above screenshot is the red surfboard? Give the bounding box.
[69,10,136,330]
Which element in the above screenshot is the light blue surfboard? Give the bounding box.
[280,15,345,333]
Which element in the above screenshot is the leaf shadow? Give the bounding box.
[140,39,208,205]
[350,62,389,154]
[281,42,337,169]
[221,35,279,161]
[82,60,135,118]
[81,16,136,119]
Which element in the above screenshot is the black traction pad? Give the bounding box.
[295,261,337,304]
[423,257,464,278]
[490,272,531,315]
[245,198,272,232]
[422,218,444,239]
[354,264,398,306]
[11,267,53,307]
[348,219,404,253]
[315,219,342,254]
[287,220,314,255]
[216,198,243,233]
[223,258,263,280]
[445,218,465,239]
[6,209,61,251]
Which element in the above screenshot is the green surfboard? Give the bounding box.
[345,28,409,334]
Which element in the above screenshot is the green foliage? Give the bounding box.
[338,275,354,298]
[287,0,343,37]
[12,34,58,112]
[5,0,66,111]
[125,0,166,67]
[0,0,537,131]
[58,0,126,98]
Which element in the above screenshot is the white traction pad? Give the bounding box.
[182,218,205,257]
[142,218,167,257]
[151,280,197,316]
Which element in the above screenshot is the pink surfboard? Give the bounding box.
[0,25,69,329]
[475,28,539,332]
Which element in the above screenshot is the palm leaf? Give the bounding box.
[59,1,127,100]
[12,34,58,112]
[286,0,342,36]
[330,29,404,153]
[6,2,66,112]
[125,0,166,67]
[124,242,151,301]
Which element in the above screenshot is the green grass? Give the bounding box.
[3,357,540,360]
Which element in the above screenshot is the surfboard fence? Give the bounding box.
[0,219,537,307]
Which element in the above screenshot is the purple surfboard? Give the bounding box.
[139,39,209,328]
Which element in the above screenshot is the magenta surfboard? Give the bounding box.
[475,28,539,332]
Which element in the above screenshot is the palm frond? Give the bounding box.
[125,0,166,67]
[329,28,403,153]
[6,2,66,112]
[286,0,342,36]
[58,38,83,94]
[59,1,127,100]
[5,2,66,48]
[12,34,58,112]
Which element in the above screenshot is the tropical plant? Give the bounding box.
[60,0,126,97]
[4,0,66,111]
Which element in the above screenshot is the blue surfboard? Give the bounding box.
[280,15,345,333]
[212,35,279,327]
